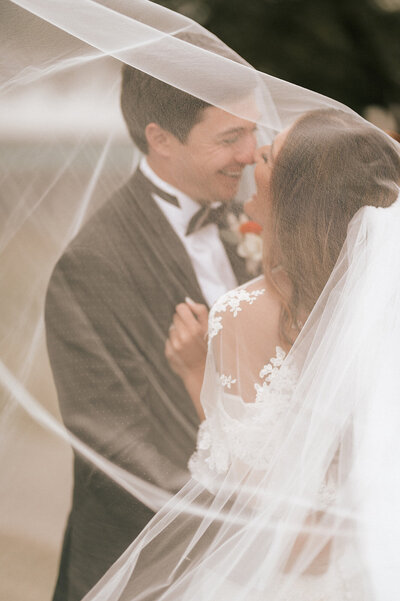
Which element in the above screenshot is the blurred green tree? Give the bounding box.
[157,0,400,120]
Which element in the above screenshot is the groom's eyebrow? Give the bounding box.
[216,127,245,138]
[216,124,257,138]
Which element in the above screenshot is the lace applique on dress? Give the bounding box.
[189,346,297,484]
[255,346,298,404]
[208,287,265,343]
[189,345,337,509]
[220,374,237,389]
[190,418,230,476]
[215,347,298,471]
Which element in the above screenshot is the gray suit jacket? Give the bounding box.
[46,169,249,601]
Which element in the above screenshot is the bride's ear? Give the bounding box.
[145,123,176,158]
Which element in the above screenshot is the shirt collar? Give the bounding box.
[139,157,222,230]
[140,157,202,219]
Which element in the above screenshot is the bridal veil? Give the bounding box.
[1,1,400,600]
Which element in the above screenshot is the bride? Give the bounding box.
[157,108,400,601]
[83,109,400,601]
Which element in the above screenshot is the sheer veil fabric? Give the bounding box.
[1,1,400,601]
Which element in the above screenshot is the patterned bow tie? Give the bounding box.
[185,204,228,236]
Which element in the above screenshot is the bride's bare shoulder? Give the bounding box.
[209,276,281,341]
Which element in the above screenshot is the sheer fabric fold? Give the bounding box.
[1,1,400,600]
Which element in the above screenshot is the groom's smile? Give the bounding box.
[219,169,243,178]
[151,104,258,205]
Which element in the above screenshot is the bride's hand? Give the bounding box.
[165,298,208,380]
[165,298,208,420]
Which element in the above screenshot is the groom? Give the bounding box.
[45,59,257,601]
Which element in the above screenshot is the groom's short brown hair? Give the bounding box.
[120,32,248,153]
[121,66,209,153]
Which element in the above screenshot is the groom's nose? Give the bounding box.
[234,132,257,165]
[253,147,262,162]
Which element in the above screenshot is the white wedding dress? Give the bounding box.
[188,277,365,601]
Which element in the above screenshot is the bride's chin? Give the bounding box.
[243,197,255,217]
[243,197,261,223]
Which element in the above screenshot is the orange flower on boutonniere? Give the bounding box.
[239,221,263,236]
[220,213,263,276]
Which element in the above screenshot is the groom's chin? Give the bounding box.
[215,177,242,202]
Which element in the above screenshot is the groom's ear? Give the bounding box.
[145,123,176,158]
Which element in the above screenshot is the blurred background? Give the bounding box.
[158,0,400,129]
[0,1,399,601]
[1,0,400,140]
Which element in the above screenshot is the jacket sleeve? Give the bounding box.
[45,245,191,490]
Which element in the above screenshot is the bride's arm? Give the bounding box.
[284,512,332,575]
[165,299,208,420]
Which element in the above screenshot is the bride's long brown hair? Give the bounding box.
[264,109,400,345]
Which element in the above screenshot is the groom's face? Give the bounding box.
[167,104,257,204]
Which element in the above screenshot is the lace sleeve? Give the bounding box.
[189,278,336,509]
[188,278,299,490]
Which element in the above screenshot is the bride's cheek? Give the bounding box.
[244,197,264,224]
[243,198,256,218]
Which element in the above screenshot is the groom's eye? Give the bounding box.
[221,135,240,145]
[261,153,268,163]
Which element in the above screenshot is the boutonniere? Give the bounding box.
[220,212,263,276]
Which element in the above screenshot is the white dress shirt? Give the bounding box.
[140,157,238,306]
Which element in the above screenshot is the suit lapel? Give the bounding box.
[125,170,209,307]
[218,202,251,286]
[219,234,249,286]
[121,170,253,304]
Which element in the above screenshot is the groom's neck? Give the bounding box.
[146,155,180,190]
